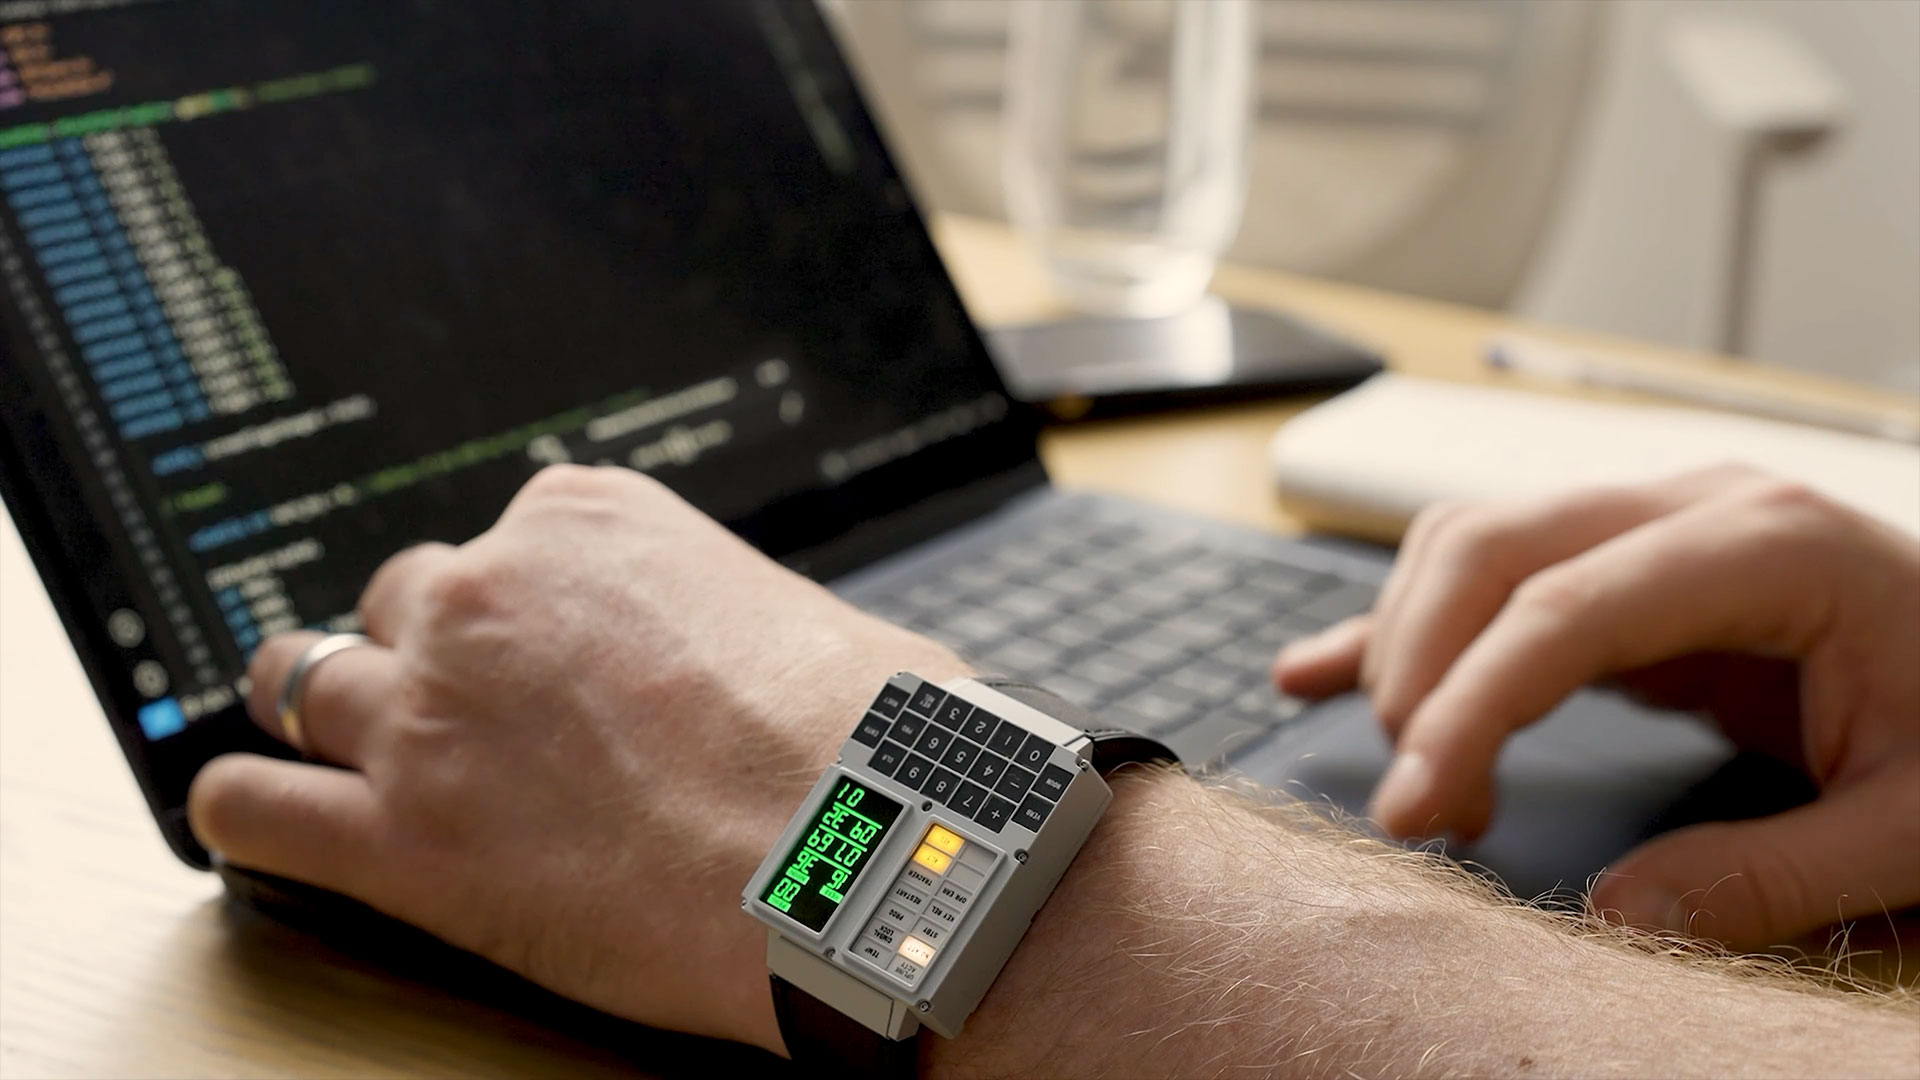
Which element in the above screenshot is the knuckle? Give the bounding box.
[521,463,620,501]
[1510,567,1597,622]
[417,560,505,622]
[1681,462,1767,492]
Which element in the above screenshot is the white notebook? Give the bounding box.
[1270,374,1920,541]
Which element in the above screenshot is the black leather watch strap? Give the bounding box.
[975,676,1185,774]
[770,974,918,1079]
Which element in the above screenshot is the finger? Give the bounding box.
[1590,766,1920,949]
[1371,488,1840,839]
[1273,615,1370,698]
[358,541,459,644]
[1367,467,1773,736]
[1358,500,1466,695]
[246,631,397,766]
[187,753,384,900]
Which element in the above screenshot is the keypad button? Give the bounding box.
[854,938,889,966]
[913,918,950,947]
[966,752,1006,788]
[936,880,973,909]
[932,698,973,731]
[1014,792,1055,832]
[1013,732,1054,772]
[897,935,938,968]
[925,900,961,926]
[941,738,980,774]
[866,919,903,948]
[987,720,1027,756]
[889,711,927,746]
[948,780,988,818]
[1034,763,1075,802]
[908,685,947,719]
[868,740,909,777]
[923,767,962,804]
[993,762,1036,802]
[896,753,937,791]
[961,709,1000,745]
[974,794,1014,833]
[888,956,922,983]
[870,684,910,720]
[915,724,954,760]
[852,712,891,747]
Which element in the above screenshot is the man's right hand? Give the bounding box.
[1274,465,1920,949]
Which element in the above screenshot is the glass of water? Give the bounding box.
[1003,0,1256,318]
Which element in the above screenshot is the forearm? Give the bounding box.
[933,770,1920,1079]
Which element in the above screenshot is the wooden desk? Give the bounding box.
[1,216,1910,1078]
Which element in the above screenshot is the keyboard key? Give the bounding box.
[1034,763,1074,802]
[1013,792,1055,832]
[888,710,927,746]
[869,684,910,720]
[1111,631,1187,669]
[1013,731,1054,772]
[987,720,1027,757]
[944,609,1016,648]
[852,712,892,747]
[993,762,1036,801]
[1037,673,1101,709]
[1068,654,1144,692]
[990,588,1062,622]
[961,709,1000,745]
[966,751,1007,789]
[931,697,973,731]
[940,737,981,774]
[868,740,909,777]
[985,637,1066,676]
[1160,615,1233,651]
[1036,565,1104,598]
[1175,711,1276,764]
[1114,688,1197,733]
[907,685,947,719]
[896,753,937,790]
[974,795,1014,833]
[1164,659,1245,701]
[924,767,962,804]
[915,724,955,760]
[948,780,989,818]
[1036,614,1105,650]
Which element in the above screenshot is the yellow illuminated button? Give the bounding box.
[911,844,952,874]
[923,824,965,857]
[897,935,937,967]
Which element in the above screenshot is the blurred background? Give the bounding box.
[825,0,1920,394]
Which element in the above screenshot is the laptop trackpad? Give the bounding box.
[1233,690,1815,903]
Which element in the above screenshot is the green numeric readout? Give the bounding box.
[763,778,902,932]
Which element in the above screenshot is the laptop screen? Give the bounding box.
[0,0,1038,834]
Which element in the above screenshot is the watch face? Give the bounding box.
[761,777,902,933]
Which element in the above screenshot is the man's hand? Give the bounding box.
[1274,465,1920,948]
[186,465,968,1051]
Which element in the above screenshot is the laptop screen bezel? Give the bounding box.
[0,0,1047,868]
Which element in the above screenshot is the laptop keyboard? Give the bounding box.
[855,513,1379,760]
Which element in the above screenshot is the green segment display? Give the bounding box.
[763,778,902,932]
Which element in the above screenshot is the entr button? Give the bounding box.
[1014,792,1055,832]
[869,684,910,720]
[1034,763,1075,802]
[852,712,891,747]
[987,720,1027,756]
[1013,732,1054,772]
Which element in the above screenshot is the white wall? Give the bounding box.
[1517,0,1920,394]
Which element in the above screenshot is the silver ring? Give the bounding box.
[276,633,374,749]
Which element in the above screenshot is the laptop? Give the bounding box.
[0,0,1787,987]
